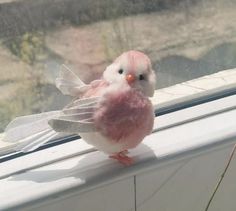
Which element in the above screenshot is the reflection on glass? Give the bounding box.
[0,0,236,132]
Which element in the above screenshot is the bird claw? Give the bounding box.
[109,151,134,166]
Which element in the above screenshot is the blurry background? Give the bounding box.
[0,0,236,132]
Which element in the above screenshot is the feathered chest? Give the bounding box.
[93,89,154,141]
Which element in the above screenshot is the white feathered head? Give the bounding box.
[103,50,156,97]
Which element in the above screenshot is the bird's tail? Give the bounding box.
[3,65,86,153]
[3,111,63,152]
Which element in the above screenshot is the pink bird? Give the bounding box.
[4,51,156,165]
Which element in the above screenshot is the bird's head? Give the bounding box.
[103,50,156,97]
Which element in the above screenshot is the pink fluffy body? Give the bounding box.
[78,51,156,165]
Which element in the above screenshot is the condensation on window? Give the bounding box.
[0,0,236,132]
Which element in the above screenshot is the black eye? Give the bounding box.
[118,69,123,74]
[139,74,145,80]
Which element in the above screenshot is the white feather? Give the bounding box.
[56,65,90,96]
[19,130,58,153]
[5,111,60,132]
[4,111,61,142]
[48,118,95,133]
[59,64,84,85]
[65,97,100,108]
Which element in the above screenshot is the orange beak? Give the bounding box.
[126,74,136,84]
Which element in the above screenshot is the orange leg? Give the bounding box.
[109,151,134,166]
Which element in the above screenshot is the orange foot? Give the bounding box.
[109,151,134,166]
[122,149,129,154]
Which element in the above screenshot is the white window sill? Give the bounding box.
[0,69,236,210]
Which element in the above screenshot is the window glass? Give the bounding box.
[0,0,236,132]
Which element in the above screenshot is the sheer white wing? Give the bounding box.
[49,96,100,134]
[5,111,60,132]
[55,64,90,96]
[3,111,63,152]
[4,111,61,142]
[16,129,59,153]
